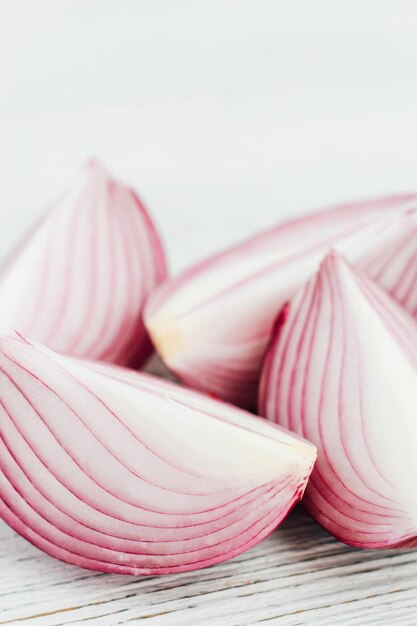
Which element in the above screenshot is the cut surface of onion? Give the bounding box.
[260,251,417,548]
[0,160,166,367]
[0,336,315,574]
[144,195,417,409]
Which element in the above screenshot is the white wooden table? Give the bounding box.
[2,1,417,623]
[1,506,416,626]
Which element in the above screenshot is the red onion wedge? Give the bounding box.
[0,160,166,367]
[260,251,417,548]
[144,195,417,409]
[0,335,315,574]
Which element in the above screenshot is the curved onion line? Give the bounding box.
[313,298,400,519]
[145,195,417,409]
[338,271,397,494]
[40,340,306,473]
[0,405,277,532]
[287,276,398,519]
[278,265,406,517]
[100,187,156,365]
[0,336,315,574]
[0,489,294,574]
[146,195,417,320]
[0,447,293,570]
[318,265,396,508]
[66,185,114,356]
[263,265,401,516]
[260,252,417,547]
[0,440,290,554]
[0,432,278,540]
[1,363,246,503]
[7,354,228,493]
[0,161,166,367]
[106,192,147,363]
[17,347,250,489]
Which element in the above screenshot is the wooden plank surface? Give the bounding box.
[2,1,417,623]
[1,509,416,625]
[1,359,416,624]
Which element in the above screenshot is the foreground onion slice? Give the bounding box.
[260,251,417,548]
[144,195,417,409]
[0,336,315,574]
[0,160,166,367]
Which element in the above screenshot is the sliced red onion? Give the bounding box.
[0,160,166,367]
[145,195,417,409]
[260,251,417,548]
[0,335,315,574]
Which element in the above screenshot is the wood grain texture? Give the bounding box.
[0,509,416,625]
[2,1,417,623]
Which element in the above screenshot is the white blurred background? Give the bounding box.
[1,0,417,272]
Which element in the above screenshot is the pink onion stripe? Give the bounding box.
[145,195,417,409]
[0,335,315,574]
[0,160,166,367]
[260,251,417,548]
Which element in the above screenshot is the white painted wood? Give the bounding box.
[1,510,417,625]
[1,1,417,623]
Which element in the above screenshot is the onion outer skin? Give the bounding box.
[0,336,315,575]
[260,251,417,549]
[144,195,417,409]
[0,160,166,367]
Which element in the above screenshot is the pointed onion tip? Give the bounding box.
[0,336,316,574]
[0,160,167,367]
[260,250,417,548]
[145,195,417,409]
